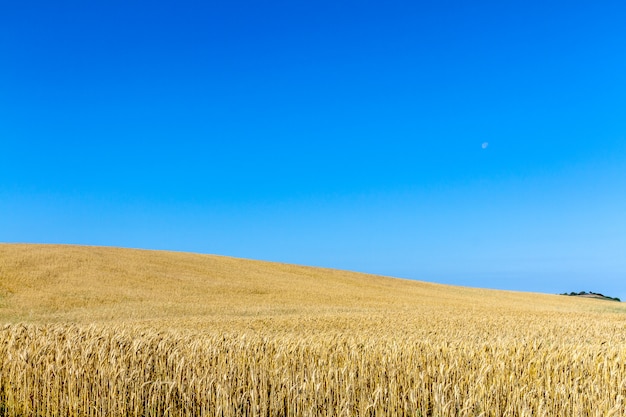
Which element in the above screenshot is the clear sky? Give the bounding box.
[2,1,625,299]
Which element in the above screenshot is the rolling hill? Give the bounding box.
[2,244,626,416]
[0,243,621,325]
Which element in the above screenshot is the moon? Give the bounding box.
[481,142,489,149]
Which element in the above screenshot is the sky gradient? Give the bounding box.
[2,1,625,298]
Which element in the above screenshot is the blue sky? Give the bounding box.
[2,1,625,298]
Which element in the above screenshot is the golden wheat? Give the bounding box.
[1,244,625,416]
[1,319,625,417]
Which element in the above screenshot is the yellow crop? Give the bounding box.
[1,244,625,416]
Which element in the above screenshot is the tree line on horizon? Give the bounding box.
[560,291,621,302]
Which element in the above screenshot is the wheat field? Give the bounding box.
[1,244,625,416]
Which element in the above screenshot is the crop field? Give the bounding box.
[1,244,626,416]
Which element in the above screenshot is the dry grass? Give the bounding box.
[1,244,625,416]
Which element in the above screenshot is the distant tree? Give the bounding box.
[560,291,621,302]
